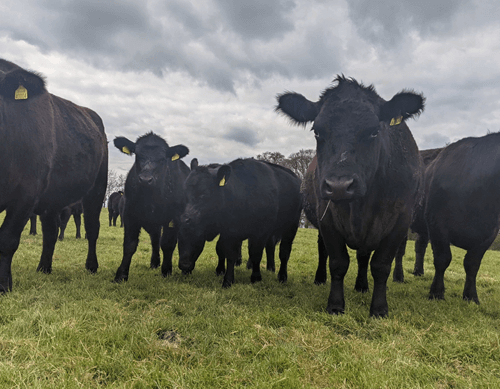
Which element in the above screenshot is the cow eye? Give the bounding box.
[370,129,379,138]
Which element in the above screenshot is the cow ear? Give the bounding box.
[114,137,136,155]
[190,158,199,170]
[0,68,46,100]
[167,145,189,161]
[216,165,231,187]
[379,90,425,126]
[275,92,319,125]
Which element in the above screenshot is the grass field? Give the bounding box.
[0,211,499,388]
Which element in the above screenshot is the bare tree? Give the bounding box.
[285,149,315,180]
[256,151,286,165]
[106,169,126,203]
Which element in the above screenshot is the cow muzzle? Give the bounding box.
[321,177,358,201]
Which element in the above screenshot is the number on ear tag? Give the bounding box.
[390,116,402,126]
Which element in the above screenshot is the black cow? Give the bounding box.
[117,193,126,227]
[276,76,424,317]
[426,133,500,303]
[58,201,84,241]
[0,59,108,291]
[393,147,443,279]
[178,158,302,287]
[108,191,124,227]
[113,132,190,281]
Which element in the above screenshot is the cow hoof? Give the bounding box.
[161,269,172,277]
[150,263,160,270]
[267,267,276,273]
[428,292,444,300]
[392,276,404,283]
[246,260,252,270]
[314,278,326,285]
[412,269,424,276]
[370,310,388,318]
[215,267,225,276]
[326,305,344,315]
[222,280,232,288]
[354,285,369,293]
[463,295,480,304]
[181,270,192,275]
[278,273,287,283]
[0,277,12,293]
[36,265,52,274]
[250,273,262,283]
[113,276,128,283]
[235,257,242,267]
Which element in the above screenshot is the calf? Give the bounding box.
[113,132,190,281]
[426,133,500,303]
[0,59,108,291]
[276,76,424,317]
[108,191,123,227]
[58,201,84,241]
[178,158,302,287]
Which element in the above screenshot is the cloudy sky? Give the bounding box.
[1,0,499,175]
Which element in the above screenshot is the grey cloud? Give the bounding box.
[214,0,296,40]
[420,132,450,150]
[224,127,260,146]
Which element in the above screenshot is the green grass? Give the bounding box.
[0,212,499,388]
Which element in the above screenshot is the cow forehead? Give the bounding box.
[314,100,380,133]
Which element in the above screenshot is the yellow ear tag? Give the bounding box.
[171,154,180,161]
[122,146,131,155]
[219,176,226,187]
[390,116,403,126]
[15,85,28,100]
[168,220,174,228]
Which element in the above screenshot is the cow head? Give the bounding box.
[178,164,231,273]
[0,61,47,102]
[276,76,424,202]
[114,132,189,187]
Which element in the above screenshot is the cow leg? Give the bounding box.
[215,238,225,276]
[36,212,59,274]
[412,233,429,276]
[463,247,488,304]
[148,227,161,269]
[74,213,82,239]
[0,204,34,292]
[114,221,141,282]
[355,251,370,293]
[277,224,298,283]
[160,223,178,277]
[108,210,113,227]
[249,238,267,284]
[429,240,452,300]
[325,235,350,315]
[112,213,118,227]
[265,236,276,273]
[392,234,407,283]
[314,232,328,285]
[29,215,37,236]
[221,239,241,288]
[82,159,106,273]
[58,208,71,241]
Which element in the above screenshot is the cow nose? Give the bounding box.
[138,175,154,185]
[322,178,355,200]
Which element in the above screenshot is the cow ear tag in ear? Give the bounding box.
[122,146,131,155]
[168,220,174,228]
[390,116,403,126]
[171,154,180,161]
[15,85,28,100]
[219,176,226,187]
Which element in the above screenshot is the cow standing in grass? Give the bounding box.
[426,133,500,303]
[113,132,190,281]
[0,59,108,291]
[276,76,424,317]
[178,158,302,287]
[108,191,123,227]
[58,201,84,241]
